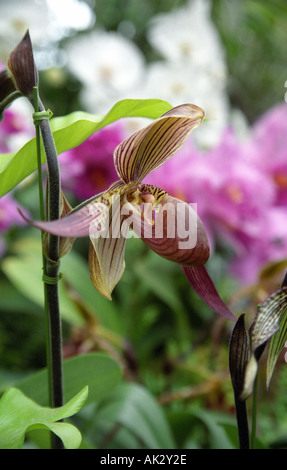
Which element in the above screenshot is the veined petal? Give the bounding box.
[19,199,105,237]
[241,287,287,399]
[89,195,129,300]
[122,192,210,266]
[114,103,204,183]
[19,181,127,238]
[183,265,237,321]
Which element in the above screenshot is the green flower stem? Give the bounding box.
[32,87,63,449]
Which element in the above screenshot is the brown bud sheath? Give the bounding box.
[229,314,250,398]
[229,314,251,449]
[7,30,38,98]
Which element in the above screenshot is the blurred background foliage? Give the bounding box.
[38,0,287,122]
[1,0,287,449]
[213,0,287,122]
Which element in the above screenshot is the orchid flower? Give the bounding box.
[23,104,236,321]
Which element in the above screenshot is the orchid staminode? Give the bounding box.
[23,103,236,321]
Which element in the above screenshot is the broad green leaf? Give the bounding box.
[0,278,43,314]
[217,423,239,449]
[218,421,267,449]
[95,383,175,449]
[191,409,235,449]
[50,98,173,135]
[167,409,236,449]
[16,352,122,406]
[0,386,88,449]
[0,98,172,197]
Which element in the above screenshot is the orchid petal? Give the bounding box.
[122,192,210,266]
[182,265,237,321]
[114,103,204,183]
[89,236,127,300]
[240,287,287,399]
[89,195,129,300]
[19,181,127,238]
[19,200,104,238]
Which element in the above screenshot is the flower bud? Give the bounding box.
[229,314,250,399]
[7,30,38,99]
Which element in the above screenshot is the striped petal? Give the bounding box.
[19,181,127,239]
[122,191,210,266]
[241,287,287,399]
[114,104,204,183]
[89,194,129,300]
[19,199,106,238]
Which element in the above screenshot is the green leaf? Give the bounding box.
[16,352,122,407]
[133,252,190,339]
[133,253,184,313]
[191,409,235,449]
[217,423,239,449]
[95,383,176,449]
[0,98,172,197]
[0,386,88,449]
[0,278,43,314]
